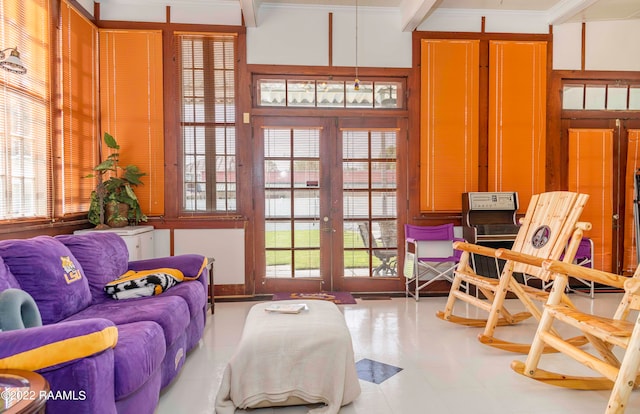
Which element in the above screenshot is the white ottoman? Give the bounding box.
[214,300,361,414]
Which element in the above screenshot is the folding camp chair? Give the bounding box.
[538,237,595,298]
[511,258,639,414]
[403,223,464,301]
[436,191,591,353]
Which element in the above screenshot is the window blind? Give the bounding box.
[0,0,51,220]
[177,33,237,213]
[58,0,99,216]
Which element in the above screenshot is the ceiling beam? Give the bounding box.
[239,0,257,27]
[400,0,439,32]
[547,0,602,25]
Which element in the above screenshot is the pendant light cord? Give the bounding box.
[355,0,359,88]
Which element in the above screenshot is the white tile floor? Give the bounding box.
[155,293,640,414]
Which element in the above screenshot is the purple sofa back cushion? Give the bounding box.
[0,256,20,292]
[0,236,92,324]
[55,232,129,303]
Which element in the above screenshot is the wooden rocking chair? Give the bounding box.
[511,258,640,413]
[435,191,591,354]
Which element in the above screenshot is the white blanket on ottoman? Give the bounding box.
[214,300,361,413]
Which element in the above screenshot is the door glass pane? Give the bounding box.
[265,250,291,278]
[293,160,319,188]
[294,250,320,277]
[264,129,290,157]
[293,189,319,217]
[266,221,291,248]
[344,161,368,189]
[265,160,290,188]
[265,190,290,217]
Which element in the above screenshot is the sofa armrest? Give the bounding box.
[128,254,209,281]
[0,318,118,372]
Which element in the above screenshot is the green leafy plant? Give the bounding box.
[87,132,147,228]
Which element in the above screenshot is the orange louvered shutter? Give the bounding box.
[488,41,547,211]
[99,29,165,217]
[420,39,479,211]
[568,128,614,272]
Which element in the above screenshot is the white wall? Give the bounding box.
[174,229,245,285]
[418,8,550,34]
[552,22,582,70]
[248,4,412,68]
[94,0,242,25]
[585,20,640,71]
[552,19,640,71]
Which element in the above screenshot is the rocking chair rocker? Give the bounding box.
[511,258,637,413]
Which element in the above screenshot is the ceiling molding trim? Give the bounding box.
[547,0,601,25]
[400,0,438,32]
[239,0,257,26]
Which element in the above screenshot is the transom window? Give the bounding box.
[256,78,404,109]
[563,82,640,111]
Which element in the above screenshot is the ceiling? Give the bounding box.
[238,0,640,30]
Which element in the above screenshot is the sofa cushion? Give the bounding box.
[161,281,207,319]
[0,236,92,325]
[113,321,165,399]
[56,233,129,303]
[64,295,190,347]
[0,258,20,292]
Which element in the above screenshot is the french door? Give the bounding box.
[253,116,405,293]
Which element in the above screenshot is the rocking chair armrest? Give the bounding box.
[541,259,627,289]
[452,241,500,258]
[494,249,546,268]
[624,278,640,295]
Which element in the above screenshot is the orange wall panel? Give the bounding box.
[568,129,614,272]
[99,29,164,217]
[488,41,546,211]
[420,39,479,211]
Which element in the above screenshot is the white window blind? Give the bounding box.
[177,33,237,213]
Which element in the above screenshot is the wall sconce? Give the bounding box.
[0,47,26,74]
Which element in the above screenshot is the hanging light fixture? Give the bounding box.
[354,0,359,91]
[0,47,26,74]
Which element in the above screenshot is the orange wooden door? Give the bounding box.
[420,39,479,212]
[488,41,547,212]
[567,128,614,272]
[623,129,640,273]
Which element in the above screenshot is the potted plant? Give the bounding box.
[87,132,147,229]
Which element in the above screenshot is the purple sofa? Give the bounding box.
[0,232,209,414]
